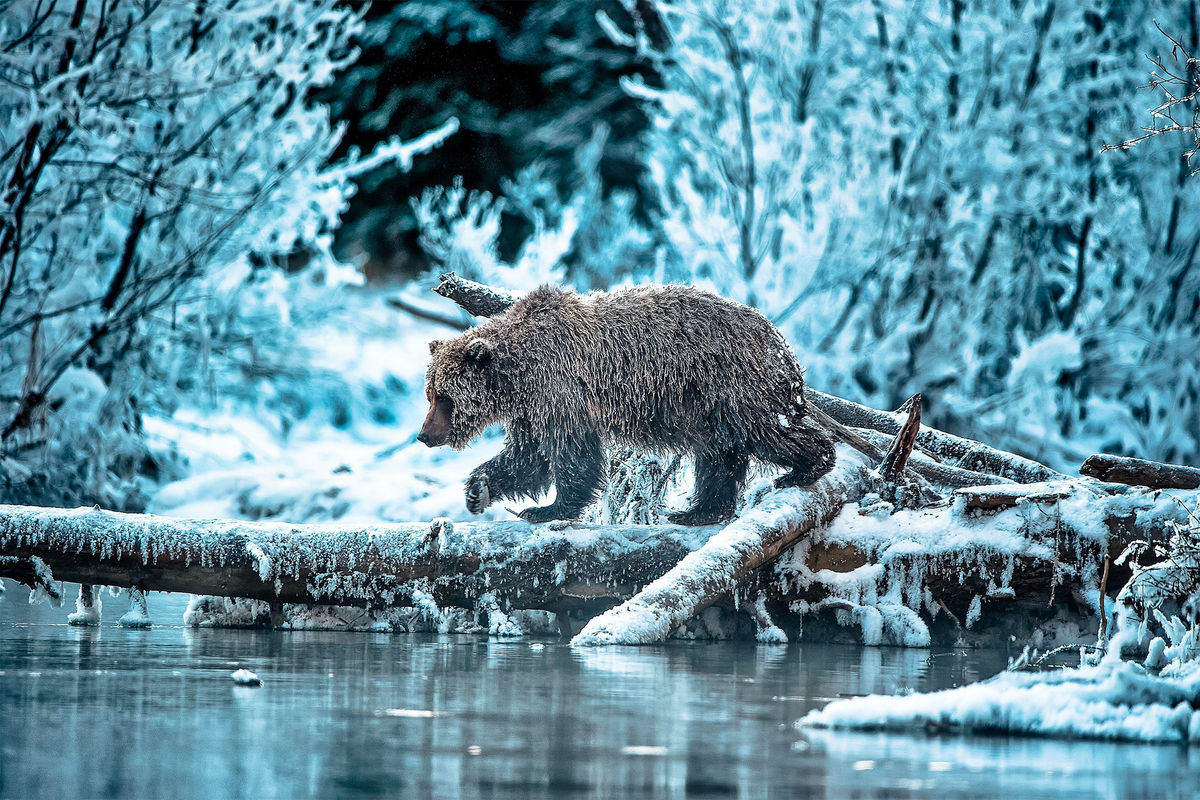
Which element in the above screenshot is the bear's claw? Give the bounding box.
[465,473,491,514]
[517,505,577,524]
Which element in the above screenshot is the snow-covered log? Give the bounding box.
[0,504,714,615]
[844,425,1012,488]
[571,469,1195,645]
[806,390,1068,484]
[0,483,1193,642]
[1080,453,1200,490]
[432,271,522,317]
[571,451,873,645]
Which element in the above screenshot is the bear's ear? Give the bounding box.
[428,339,444,355]
[465,337,494,366]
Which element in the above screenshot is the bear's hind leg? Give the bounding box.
[667,450,749,526]
[756,419,836,489]
[518,429,604,524]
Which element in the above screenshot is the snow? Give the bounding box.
[752,595,788,643]
[144,286,511,528]
[230,669,262,686]
[799,660,1200,744]
[21,556,60,607]
[966,595,983,630]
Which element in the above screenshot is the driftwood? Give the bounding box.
[1080,453,1200,490]
[843,425,1009,488]
[806,390,1068,484]
[956,483,1074,512]
[0,505,715,616]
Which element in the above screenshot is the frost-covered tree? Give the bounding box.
[1104,21,1200,177]
[413,124,652,293]
[0,0,454,507]
[611,0,1200,470]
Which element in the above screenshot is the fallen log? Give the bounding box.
[1,482,1192,643]
[845,426,1010,488]
[568,472,1190,645]
[807,390,1067,484]
[1080,453,1200,490]
[956,483,1074,512]
[0,505,713,615]
[571,450,873,645]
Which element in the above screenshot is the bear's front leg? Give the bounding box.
[464,420,552,514]
[518,429,604,523]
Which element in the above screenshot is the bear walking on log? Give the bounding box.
[419,285,836,525]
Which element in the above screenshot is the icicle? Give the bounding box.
[965,595,982,630]
[751,594,787,643]
[476,592,522,637]
[67,584,101,626]
[118,587,152,628]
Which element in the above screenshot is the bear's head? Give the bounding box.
[419,336,502,449]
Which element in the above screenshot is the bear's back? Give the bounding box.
[582,285,803,448]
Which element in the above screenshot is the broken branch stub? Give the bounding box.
[880,393,922,480]
[432,272,521,318]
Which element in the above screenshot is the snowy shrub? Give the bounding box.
[0,0,454,508]
[1110,499,1200,668]
[413,124,653,293]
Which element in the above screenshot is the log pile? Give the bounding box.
[1,272,1197,646]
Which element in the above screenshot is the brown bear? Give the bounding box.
[418,284,835,525]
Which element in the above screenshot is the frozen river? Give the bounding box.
[1,585,1197,799]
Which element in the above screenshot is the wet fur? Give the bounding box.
[424,285,836,525]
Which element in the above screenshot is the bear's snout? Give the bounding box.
[419,394,454,447]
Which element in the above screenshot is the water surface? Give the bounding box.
[1,585,1197,799]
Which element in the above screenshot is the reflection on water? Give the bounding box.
[1,586,1198,799]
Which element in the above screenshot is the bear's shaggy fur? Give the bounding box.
[419,285,835,525]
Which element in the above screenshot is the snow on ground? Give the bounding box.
[798,659,1200,744]
[146,285,510,526]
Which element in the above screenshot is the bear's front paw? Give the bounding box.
[517,504,576,524]
[465,473,491,514]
